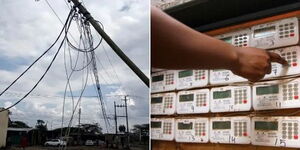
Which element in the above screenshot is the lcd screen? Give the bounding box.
[151,121,162,128]
[256,85,279,95]
[179,70,193,78]
[151,97,163,104]
[152,75,164,82]
[220,36,232,44]
[255,121,278,130]
[178,122,193,130]
[212,121,231,129]
[213,90,231,99]
[179,94,194,102]
[254,26,276,38]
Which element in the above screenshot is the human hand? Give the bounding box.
[230,47,288,82]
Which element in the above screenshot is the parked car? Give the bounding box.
[85,140,95,146]
[44,139,66,147]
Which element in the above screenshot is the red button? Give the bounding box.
[243,44,247,46]
[243,133,248,136]
[202,133,206,136]
[293,63,297,66]
[295,96,299,99]
[202,76,205,79]
[169,106,172,108]
[169,132,171,134]
[290,33,295,37]
[294,135,298,139]
[243,100,247,104]
[203,104,206,106]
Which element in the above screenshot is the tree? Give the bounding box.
[36,119,47,131]
[119,125,126,133]
[9,120,30,128]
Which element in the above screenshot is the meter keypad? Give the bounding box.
[282,83,299,101]
[234,34,248,47]
[195,70,206,81]
[234,122,247,137]
[196,93,207,107]
[281,51,297,67]
[234,89,247,104]
[195,123,206,136]
[165,73,174,85]
[279,22,295,39]
[282,122,298,140]
[163,122,172,134]
[164,97,173,109]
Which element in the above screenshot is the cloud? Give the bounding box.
[0,0,149,133]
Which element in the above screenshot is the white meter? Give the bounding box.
[176,70,208,90]
[253,78,300,110]
[151,70,177,93]
[175,118,209,143]
[176,89,209,114]
[264,46,300,79]
[210,86,251,113]
[151,118,175,141]
[151,92,176,115]
[210,116,251,144]
[209,69,247,85]
[250,17,299,49]
[210,29,251,85]
[252,117,300,148]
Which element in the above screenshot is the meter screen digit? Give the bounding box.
[213,121,231,129]
[255,121,278,130]
[178,122,193,130]
[152,75,164,82]
[220,37,232,44]
[179,94,194,102]
[151,97,163,104]
[254,26,276,38]
[151,121,162,128]
[213,90,231,99]
[256,85,279,95]
[179,70,193,78]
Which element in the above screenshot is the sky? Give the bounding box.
[0,0,149,133]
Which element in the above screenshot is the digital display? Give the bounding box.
[151,97,163,104]
[178,122,193,130]
[212,121,231,129]
[256,85,279,95]
[220,37,232,44]
[152,75,164,82]
[151,121,162,128]
[255,121,278,130]
[179,94,194,102]
[254,26,276,38]
[213,90,231,99]
[179,70,193,78]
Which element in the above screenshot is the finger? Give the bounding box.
[267,52,288,65]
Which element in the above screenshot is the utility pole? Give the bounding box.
[114,101,118,134]
[123,96,129,134]
[70,0,149,87]
[78,107,81,145]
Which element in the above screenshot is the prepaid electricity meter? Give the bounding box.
[210,116,251,144]
[210,86,251,113]
[151,92,176,115]
[253,78,300,110]
[250,17,299,49]
[177,70,208,90]
[151,118,175,141]
[177,89,210,114]
[252,117,300,148]
[151,70,177,93]
[175,118,209,143]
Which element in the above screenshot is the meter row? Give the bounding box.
[152,17,300,94]
[151,116,300,148]
[151,78,300,114]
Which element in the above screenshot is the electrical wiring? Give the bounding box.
[0,9,75,113]
[0,9,73,101]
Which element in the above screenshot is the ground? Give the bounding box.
[4,145,148,150]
